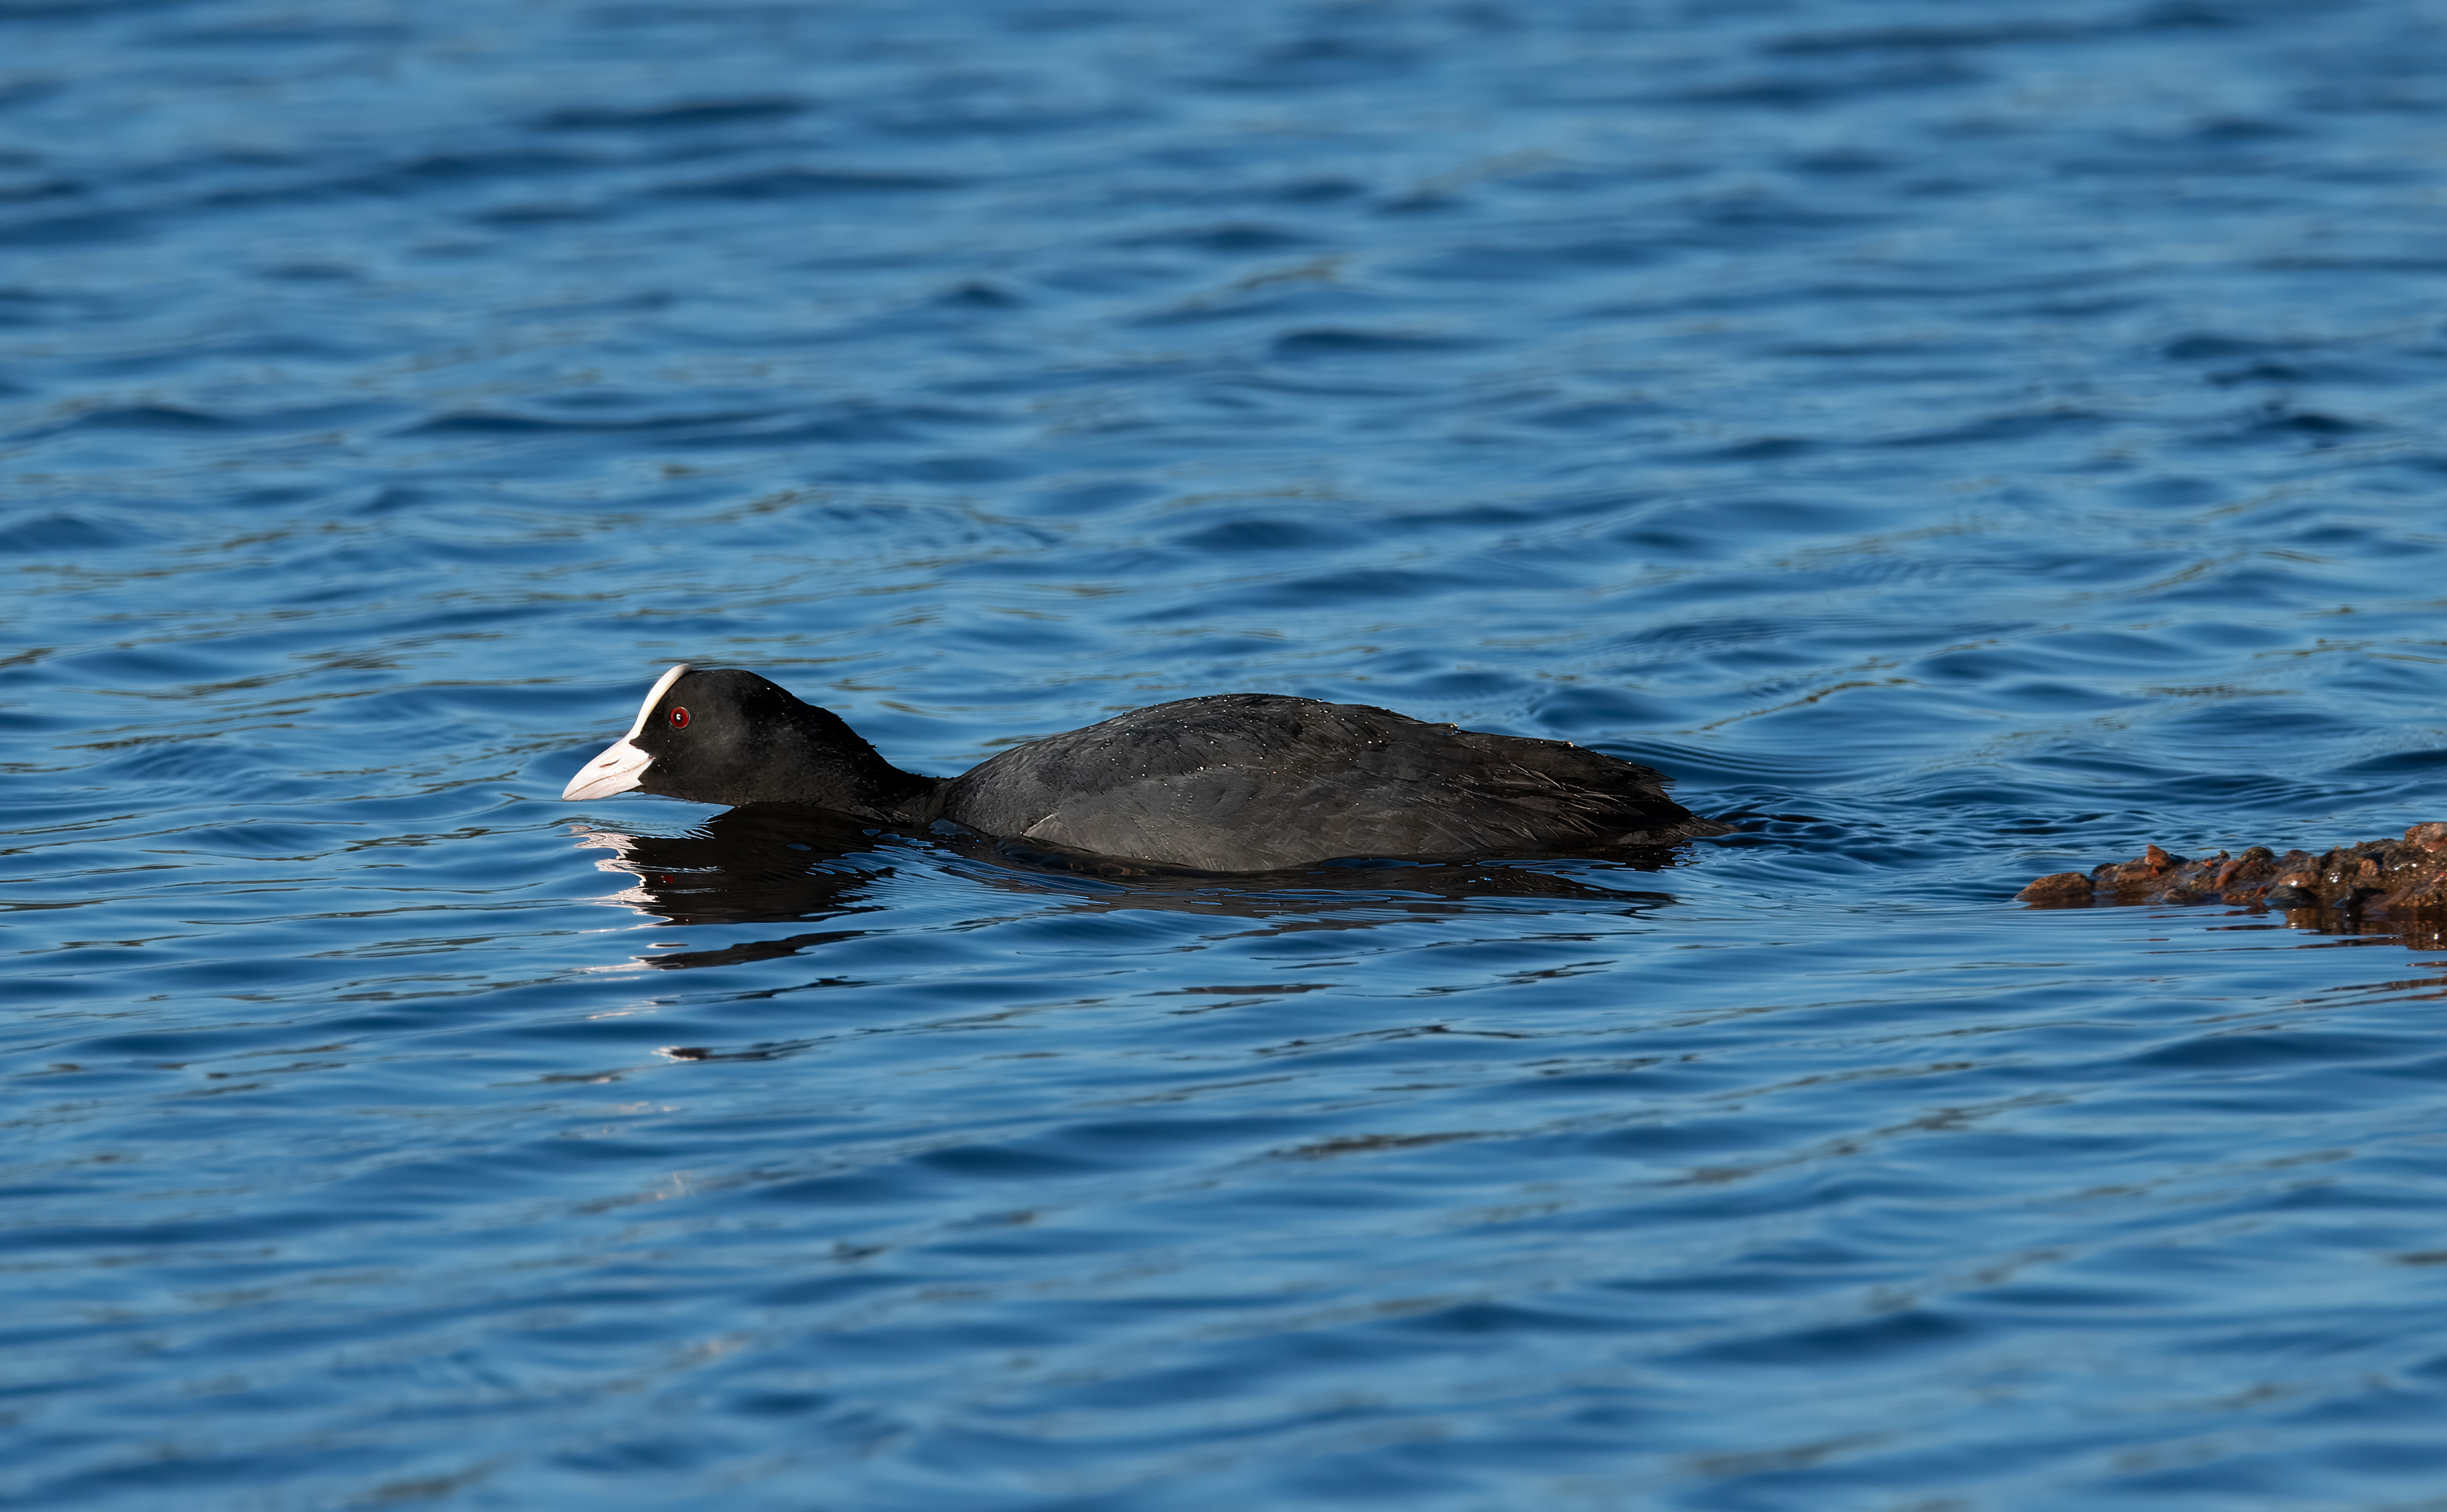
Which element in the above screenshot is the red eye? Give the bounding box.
[668,707,689,729]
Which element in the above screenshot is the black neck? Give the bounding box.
[749,702,947,822]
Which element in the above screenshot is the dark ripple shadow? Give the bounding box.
[537,97,812,132]
[653,167,967,199]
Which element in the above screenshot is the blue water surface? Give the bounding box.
[11,1,2447,1506]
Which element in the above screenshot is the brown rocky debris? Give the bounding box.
[2018,824,2447,917]
[2018,871,2095,904]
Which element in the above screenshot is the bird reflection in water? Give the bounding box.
[570,803,1698,975]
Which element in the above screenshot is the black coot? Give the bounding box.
[563,665,1730,872]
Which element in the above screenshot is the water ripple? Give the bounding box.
[10,0,2447,1507]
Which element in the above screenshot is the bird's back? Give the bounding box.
[942,693,1725,872]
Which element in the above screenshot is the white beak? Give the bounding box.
[560,663,690,802]
[562,735,653,801]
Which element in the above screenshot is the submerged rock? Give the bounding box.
[2020,823,2447,913]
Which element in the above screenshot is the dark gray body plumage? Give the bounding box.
[608,670,1727,873]
[942,694,1725,871]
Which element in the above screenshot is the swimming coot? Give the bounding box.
[561,665,1731,872]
